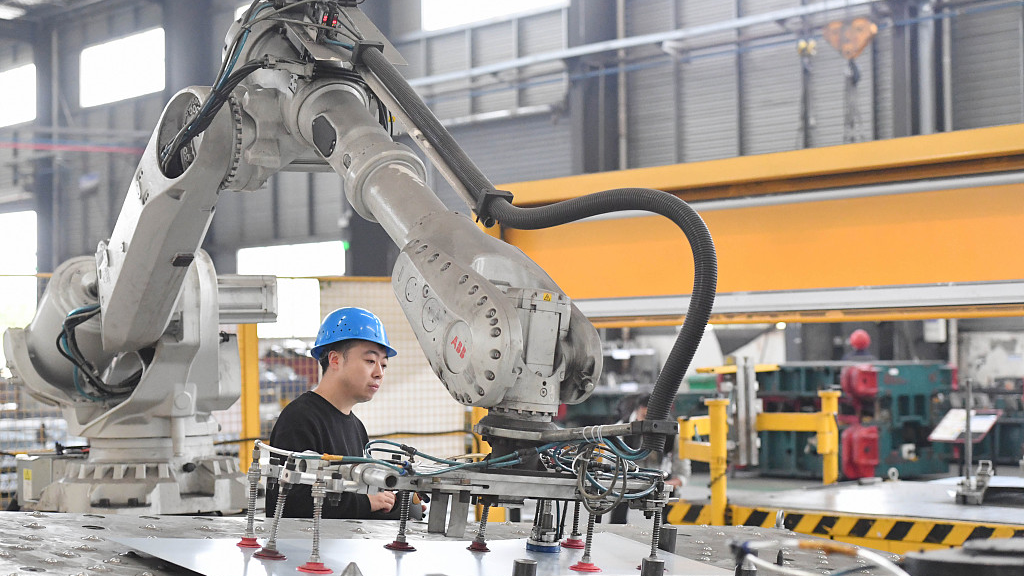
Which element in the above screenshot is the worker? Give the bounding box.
[610,393,686,524]
[843,328,876,361]
[265,307,398,519]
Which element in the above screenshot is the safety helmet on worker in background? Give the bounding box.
[848,329,871,351]
[310,307,397,360]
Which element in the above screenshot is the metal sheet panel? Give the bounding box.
[240,181,275,245]
[809,45,851,147]
[425,32,470,120]
[741,42,801,155]
[112,534,731,576]
[628,0,674,35]
[471,22,516,113]
[275,171,310,240]
[411,114,572,211]
[628,63,677,168]
[212,170,345,254]
[740,0,797,37]
[681,0,737,44]
[872,25,894,140]
[397,38,425,79]
[312,171,344,239]
[680,55,740,162]
[453,114,573,186]
[0,511,886,575]
[214,191,244,249]
[518,10,567,107]
[626,0,675,168]
[952,4,1024,129]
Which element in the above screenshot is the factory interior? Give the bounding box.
[0,0,1023,574]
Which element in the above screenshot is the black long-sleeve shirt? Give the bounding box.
[265,391,373,518]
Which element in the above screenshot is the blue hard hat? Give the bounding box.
[310,307,397,360]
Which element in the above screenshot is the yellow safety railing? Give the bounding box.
[677,390,842,526]
[755,390,841,485]
[679,398,730,525]
[695,364,780,375]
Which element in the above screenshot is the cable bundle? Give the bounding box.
[55,304,139,401]
[158,1,389,177]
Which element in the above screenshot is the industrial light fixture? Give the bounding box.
[0,5,26,19]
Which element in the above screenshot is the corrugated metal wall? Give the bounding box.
[680,0,740,162]
[951,2,1024,129]
[391,8,568,119]
[213,171,346,250]
[872,25,895,140]
[2,0,1023,272]
[624,0,880,165]
[624,0,676,168]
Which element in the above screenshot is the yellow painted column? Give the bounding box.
[706,398,730,525]
[470,407,505,522]
[817,390,841,485]
[238,324,261,473]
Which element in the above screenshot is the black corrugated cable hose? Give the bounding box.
[359,46,717,453]
[358,47,495,203]
[488,191,717,453]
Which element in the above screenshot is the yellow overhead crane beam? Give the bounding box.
[503,124,1024,204]
[499,124,1024,324]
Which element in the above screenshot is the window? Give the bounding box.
[236,241,347,339]
[79,28,165,108]
[421,0,565,31]
[0,64,35,128]
[0,211,37,377]
[0,5,26,19]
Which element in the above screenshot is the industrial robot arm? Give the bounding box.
[3,1,715,513]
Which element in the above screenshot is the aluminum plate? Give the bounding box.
[112,533,731,576]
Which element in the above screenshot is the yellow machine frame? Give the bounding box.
[676,391,841,526]
[499,124,1024,324]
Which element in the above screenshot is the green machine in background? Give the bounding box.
[560,384,717,428]
[757,362,954,480]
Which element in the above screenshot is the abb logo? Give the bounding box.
[450,336,468,359]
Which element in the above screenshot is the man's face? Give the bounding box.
[331,340,388,404]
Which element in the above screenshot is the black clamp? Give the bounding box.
[633,419,679,436]
[475,188,514,228]
[352,40,384,66]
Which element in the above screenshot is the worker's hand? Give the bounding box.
[665,477,683,488]
[368,491,396,512]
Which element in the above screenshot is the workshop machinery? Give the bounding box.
[0,2,992,574]
[2,0,713,567]
[949,376,1024,467]
[757,362,953,480]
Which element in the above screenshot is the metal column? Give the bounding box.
[735,358,759,467]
